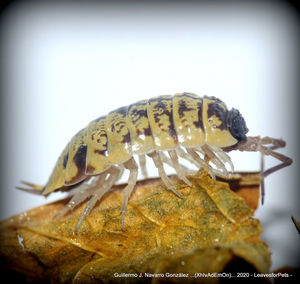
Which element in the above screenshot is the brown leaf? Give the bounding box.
[0,171,268,283]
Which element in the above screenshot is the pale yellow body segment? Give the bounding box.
[147,95,177,150]
[106,107,132,164]
[42,143,70,195]
[203,97,238,147]
[126,100,155,154]
[86,117,110,175]
[64,128,88,185]
[173,93,205,147]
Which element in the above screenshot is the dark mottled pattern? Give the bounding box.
[207,102,228,130]
[122,132,131,143]
[128,102,153,137]
[150,97,177,141]
[204,95,223,104]
[194,101,204,130]
[110,106,128,133]
[73,144,87,172]
[178,99,194,118]
[63,153,68,169]
[90,116,108,157]
[94,149,107,156]
[142,126,152,136]
[129,103,147,124]
[175,93,204,130]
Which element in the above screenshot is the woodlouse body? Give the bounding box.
[19,93,292,233]
[46,94,245,193]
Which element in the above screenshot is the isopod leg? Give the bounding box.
[138,155,148,178]
[159,151,190,173]
[176,147,201,169]
[210,145,235,172]
[185,148,216,179]
[168,150,192,186]
[54,174,107,219]
[200,144,229,177]
[75,166,121,234]
[147,151,182,198]
[121,157,138,229]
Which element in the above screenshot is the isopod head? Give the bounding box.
[227,108,249,141]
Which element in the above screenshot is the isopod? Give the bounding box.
[18,93,292,233]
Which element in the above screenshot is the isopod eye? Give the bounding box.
[228,108,248,141]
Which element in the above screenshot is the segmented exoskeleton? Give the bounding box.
[19,93,292,233]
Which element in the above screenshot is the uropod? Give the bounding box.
[18,93,292,233]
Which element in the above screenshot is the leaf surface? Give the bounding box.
[0,171,269,283]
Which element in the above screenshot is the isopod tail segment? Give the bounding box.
[223,136,293,204]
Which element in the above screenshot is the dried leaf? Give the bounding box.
[0,171,269,283]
